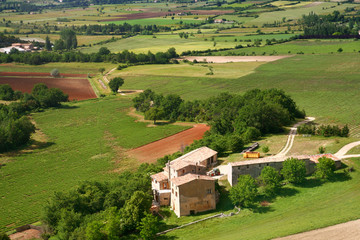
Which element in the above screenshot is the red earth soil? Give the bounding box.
[0,72,87,78]
[0,76,97,100]
[126,124,210,163]
[101,10,233,21]
[9,229,41,240]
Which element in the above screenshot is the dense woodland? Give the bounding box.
[42,164,161,240]
[134,88,305,155]
[0,84,68,152]
[301,11,360,37]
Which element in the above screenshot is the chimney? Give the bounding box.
[168,160,171,179]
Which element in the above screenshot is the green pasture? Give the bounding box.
[0,62,117,74]
[215,15,255,23]
[117,61,264,79]
[245,2,359,26]
[165,158,360,239]
[80,33,238,54]
[117,54,360,129]
[210,33,296,43]
[104,17,202,26]
[218,39,360,55]
[0,97,188,232]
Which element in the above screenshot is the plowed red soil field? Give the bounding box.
[0,73,96,100]
[102,10,233,21]
[126,124,210,163]
[0,72,87,78]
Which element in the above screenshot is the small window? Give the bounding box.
[172,189,174,194]
[164,198,168,200]
[175,192,178,197]
[238,167,241,170]
[259,164,261,167]
[155,180,157,183]
[247,165,249,169]
[267,163,269,166]
[198,168,201,171]
[182,169,185,174]
[207,189,212,194]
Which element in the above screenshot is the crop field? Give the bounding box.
[165,158,360,239]
[0,97,188,232]
[115,54,360,130]
[245,3,359,26]
[0,72,96,100]
[216,39,360,55]
[104,17,202,26]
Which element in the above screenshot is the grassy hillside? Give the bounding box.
[0,97,188,232]
[165,159,360,240]
[118,54,360,129]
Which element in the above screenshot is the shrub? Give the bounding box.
[281,158,306,184]
[50,68,60,78]
[230,175,258,207]
[315,157,336,180]
[260,166,282,196]
[0,84,14,100]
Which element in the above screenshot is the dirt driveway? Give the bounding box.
[275,219,360,240]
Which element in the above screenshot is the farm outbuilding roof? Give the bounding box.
[169,146,217,170]
[151,171,168,182]
[171,174,214,186]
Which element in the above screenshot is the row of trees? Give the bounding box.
[134,89,305,155]
[0,47,178,65]
[42,164,160,240]
[298,123,349,137]
[230,157,338,208]
[0,33,22,48]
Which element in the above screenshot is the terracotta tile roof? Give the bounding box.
[171,174,215,186]
[151,171,168,182]
[309,154,340,163]
[169,146,217,170]
[230,155,310,167]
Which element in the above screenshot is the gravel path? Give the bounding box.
[275,219,360,240]
[276,117,315,157]
[335,141,360,158]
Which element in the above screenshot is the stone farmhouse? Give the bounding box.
[227,154,341,186]
[151,146,218,217]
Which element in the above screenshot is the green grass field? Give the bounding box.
[0,97,188,232]
[164,158,360,239]
[104,18,203,26]
[116,54,360,131]
[217,39,360,55]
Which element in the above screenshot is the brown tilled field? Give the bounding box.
[126,124,210,163]
[0,72,97,100]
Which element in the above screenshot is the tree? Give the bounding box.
[99,67,105,75]
[315,157,336,180]
[0,84,14,100]
[108,77,124,93]
[138,213,159,240]
[262,145,270,155]
[145,107,164,124]
[98,47,110,55]
[319,146,325,154]
[281,158,307,184]
[60,28,77,50]
[50,68,60,78]
[53,39,65,51]
[0,233,10,240]
[227,134,244,153]
[260,166,282,196]
[45,35,52,51]
[229,175,258,207]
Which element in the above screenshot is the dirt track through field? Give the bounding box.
[0,75,97,100]
[126,124,210,163]
[275,219,360,240]
[180,56,291,63]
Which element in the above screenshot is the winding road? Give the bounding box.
[335,141,360,159]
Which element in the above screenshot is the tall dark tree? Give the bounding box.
[60,28,78,50]
[45,35,52,51]
[108,77,124,93]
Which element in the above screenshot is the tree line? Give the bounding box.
[133,88,305,156]
[0,84,68,152]
[298,123,349,137]
[0,47,179,65]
